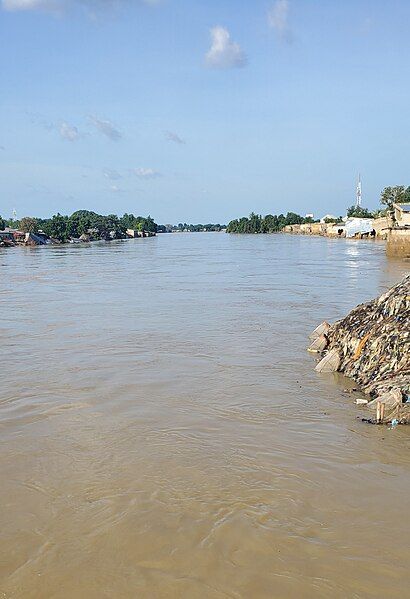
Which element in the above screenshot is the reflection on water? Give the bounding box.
[0,234,409,598]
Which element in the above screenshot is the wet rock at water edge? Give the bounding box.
[315,349,341,373]
[309,273,410,424]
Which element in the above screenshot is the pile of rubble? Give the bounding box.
[308,274,410,424]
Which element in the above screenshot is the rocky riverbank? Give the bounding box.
[309,274,410,424]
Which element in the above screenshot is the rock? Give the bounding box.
[355,398,369,405]
[309,321,331,340]
[309,274,410,423]
[315,349,341,373]
[367,388,402,410]
[307,334,328,353]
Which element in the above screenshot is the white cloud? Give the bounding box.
[2,0,63,11]
[88,115,122,141]
[103,168,122,180]
[205,26,246,70]
[2,0,160,12]
[133,167,161,179]
[268,0,292,42]
[60,121,81,141]
[109,184,124,193]
[165,130,185,145]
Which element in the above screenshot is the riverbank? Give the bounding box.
[284,216,392,239]
[309,274,410,424]
[284,217,410,258]
[0,229,156,248]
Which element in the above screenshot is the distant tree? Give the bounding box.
[41,213,69,242]
[0,215,5,231]
[380,186,410,211]
[285,212,304,225]
[373,208,388,218]
[263,214,280,232]
[119,213,136,230]
[67,210,98,238]
[120,213,157,234]
[19,216,39,233]
[226,210,313,234]
[346,205,374,218]
[5,218,20,229]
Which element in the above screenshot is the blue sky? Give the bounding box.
[1,0,410,223]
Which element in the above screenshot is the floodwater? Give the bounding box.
[0,233,409,599]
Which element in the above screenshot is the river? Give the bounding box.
[0,233,409,598]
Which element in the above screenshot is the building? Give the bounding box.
[393,203,410,227]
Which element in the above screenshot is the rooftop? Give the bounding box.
[394,203,410,212]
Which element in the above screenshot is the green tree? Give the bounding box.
[0,215,5,231]
[67,210,97,237]
[227,210,321,234]
[380,186,409,210]
[346,205,374,218]
[20,216,39,233]
[5,218,20,229]
[41,213,69,241]
[119,213,157,234]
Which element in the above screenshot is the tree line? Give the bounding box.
[160,223,226,232]
[226,212,317,234]
[0,210,157,242]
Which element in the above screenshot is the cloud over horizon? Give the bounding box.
[60,121,81,141]
[2,0,61,11]
[2,0,160,14]
[103,168,122,180]
[268,0,292,42]
[88,115,122,141]
[205,26,246,69]
[133,167,161,179]
[165,130,185,145]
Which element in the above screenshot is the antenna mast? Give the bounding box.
[356,174,362,207]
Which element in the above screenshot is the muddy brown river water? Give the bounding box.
[0,233,409,598]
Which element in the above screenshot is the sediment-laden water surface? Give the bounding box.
[1,233,409,598]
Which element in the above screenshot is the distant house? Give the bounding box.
[126,228,140,238]
[0,231,15,246]
[393,203,410,226]
[126,228,155,238]
[3,228,25,243]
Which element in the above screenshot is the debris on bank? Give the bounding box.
[308,274,410,425]
[0,228,156,248]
